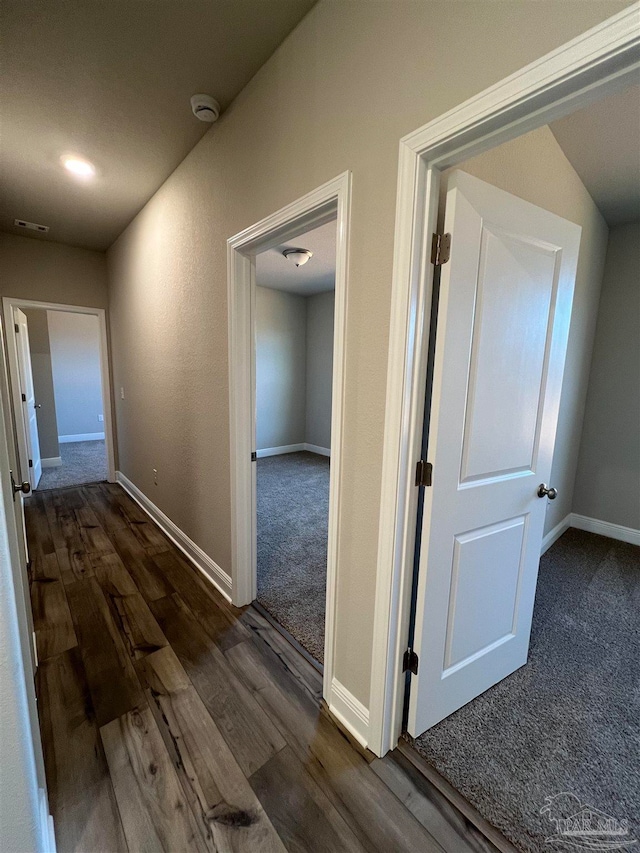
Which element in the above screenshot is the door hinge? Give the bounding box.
[415,459,432,487]
[251,451,257,462]
[21,393,26,402]
[28,459,33,468]
[403,648,419,675]
[14,323,19,333]
[431,232,451,266]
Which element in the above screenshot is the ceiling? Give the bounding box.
[256,220,336,296]
[550,84,640,226]
[0,0,316,251]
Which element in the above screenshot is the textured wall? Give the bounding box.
[22,309,59,459]
[305,290,334,450]
[106,0,627,707]
[0,232,108,308]
[48,312,103,438]
[445,125,609,538]
[256,286,335,451]
[573,222,640,529]
[256,286,307,449]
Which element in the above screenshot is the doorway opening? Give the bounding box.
[254,220,336,667]
[368,11,639,852]
[2,298,116,491]
[406,90,639,848]
[228,172,350,709]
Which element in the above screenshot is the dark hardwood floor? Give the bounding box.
[26,482,501,852]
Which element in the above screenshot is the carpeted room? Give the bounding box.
[253,220,337,664]
[401,94,640,853]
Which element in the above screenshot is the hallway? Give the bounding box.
[26,483,501,853]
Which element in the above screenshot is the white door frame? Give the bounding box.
[228,172,351,701]
[369,4,640,756]
[2,297,117,486]
[0,318,54,852]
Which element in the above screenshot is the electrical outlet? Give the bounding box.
[120,387,125,400]
[153,468,158,485]
[98,414,104,422]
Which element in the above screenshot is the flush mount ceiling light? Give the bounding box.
[282,248,313,267]
[62,156,95,178]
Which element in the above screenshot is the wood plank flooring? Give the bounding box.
[27,482,502,853]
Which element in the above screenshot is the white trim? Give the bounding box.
[58,432,105,443]
[1,297,117,484]
[256,442,331,458]
[370,5,640,757]
[327,678,370,749]
[228,172,351,722]
[541,514,572,555]
[40,457,62,469]
[47,815,56,853]
[570,513,640,547]
[116,471,232,601]
[39,787,56,853]
[256,443,305,458]
[304,443,331,457]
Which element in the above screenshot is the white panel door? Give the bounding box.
[13,308,41,489]
[408,171,581,736]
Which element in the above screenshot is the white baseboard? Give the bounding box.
[58,432,105,443]
[304,443,331,457]
[541,514,571,555]
[256,442,331,458]
[570,513,640,547]
[328,678,369,748]
[41,456,62,468]
[256,443,305,458]
[39,787,56,853]
[116,471,232,601]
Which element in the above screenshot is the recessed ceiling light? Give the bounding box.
[283,248,313,267]
[62,156,95,178]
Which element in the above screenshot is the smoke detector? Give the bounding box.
[190,94,220,123]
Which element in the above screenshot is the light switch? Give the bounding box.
[120,387,125,400]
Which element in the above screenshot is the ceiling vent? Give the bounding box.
[14,219,49,233]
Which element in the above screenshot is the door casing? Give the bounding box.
[2,298,117,489]
[227,172,351,719]
[13,307,43,489]
[369,3,640,757]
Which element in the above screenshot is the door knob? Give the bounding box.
[10,471,31,496]
[34,403,41,409]
[537,483,558,500]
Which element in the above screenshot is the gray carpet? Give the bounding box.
[257,451,329,663]
[36,440,108,490]
[411,528,640,852]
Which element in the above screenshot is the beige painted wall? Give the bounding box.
[306,290,334,450]
[256,286,307,450]
[573,222,640,529]
[22,309,59,460]
[0,232,108,308]
[256,286,334,451]
[47,312,104,439]
[446,124,609,539]
[106,0,627,708]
